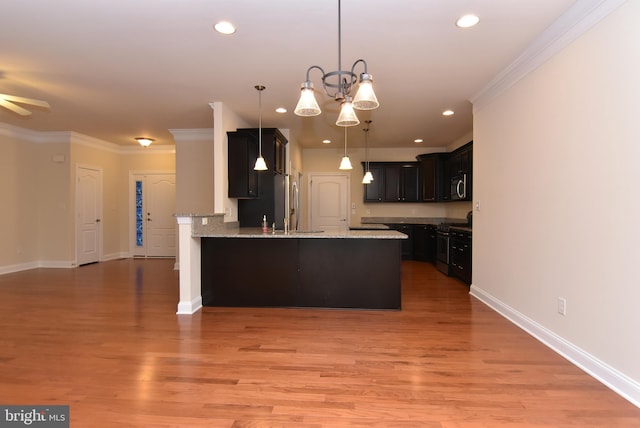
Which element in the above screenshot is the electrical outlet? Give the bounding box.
[557,297,567,316]
[201,217,208,225]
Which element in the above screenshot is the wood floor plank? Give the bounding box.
[0,259,638,427]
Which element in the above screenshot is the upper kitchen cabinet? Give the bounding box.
[447,142,473,201]
[448,142,472,177]
[227,128,287,198]
[416,153,446,202]
[362,163,385,202]
[362,162,420,203]
[227,129,258,198]
[384,163,420,202]
[416,141,473,202]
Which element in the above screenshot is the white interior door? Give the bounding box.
[77,166,102,265]
[309,173,349,233]
[132,173,176,257]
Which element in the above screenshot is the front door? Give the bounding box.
[132,173,176,257]
[309,173,349,233]
[77,166,102,265]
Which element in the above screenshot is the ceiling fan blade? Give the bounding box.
[0,94,50,109]
[0,99,32,116]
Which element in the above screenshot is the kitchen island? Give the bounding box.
[200,228,406,310]
[174,215,406,313]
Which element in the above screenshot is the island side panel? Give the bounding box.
[201,238,299,307]
[297,238,401,310]
[201,236,402,309]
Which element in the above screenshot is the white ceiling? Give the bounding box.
[0,0,576,149]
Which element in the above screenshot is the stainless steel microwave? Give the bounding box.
[451,174,467,200]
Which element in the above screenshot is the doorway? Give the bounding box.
[130,173,177,258]
[308,173,349,233]
[76,165,103,265]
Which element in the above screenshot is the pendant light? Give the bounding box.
[294,0,379,127]
[362,120,373,184]
[253,85,268,171]
[338,127,352,170]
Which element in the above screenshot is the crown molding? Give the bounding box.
[169,128,214,143]
[0,122,49,142]
[471,0,628,113]
[1,122,175,154]
[68,131,121,153]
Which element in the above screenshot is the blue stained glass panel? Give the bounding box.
[136,180,143,246]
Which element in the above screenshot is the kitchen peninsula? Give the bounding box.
[175,214,407,314]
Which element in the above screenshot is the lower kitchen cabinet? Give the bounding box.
[388,224,414,260]
[449,229,472,284]
[413,224,437,262]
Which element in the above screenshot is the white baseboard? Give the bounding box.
[103,252,130,261]
[0,261,39,275]
[470,285,640,408]
[176,297,202,315]
[38,260,75,269]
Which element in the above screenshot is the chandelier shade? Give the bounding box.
[352,74,379,110]
[294,0,379,127]
[336,97,360,127]
[294,82,321,116]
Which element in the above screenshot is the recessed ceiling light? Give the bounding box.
[214,21,236,35]
[456,14,479,28]
[275,107,287,113]
[442,110,455,116]
[414,139,423,143]
[322,139,331,144]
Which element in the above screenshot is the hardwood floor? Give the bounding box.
[0,259,638,427]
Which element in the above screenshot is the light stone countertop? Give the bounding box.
[193,227,407,239]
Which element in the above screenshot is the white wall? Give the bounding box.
[0,124,176,271]
[472,0,640,403]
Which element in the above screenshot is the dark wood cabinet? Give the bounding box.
[362,163,385,202]
[384,163,420,202]
[228,128,287,198]
[449,229,472,284]
[363,162,419,203]
[416,153,446,202]
[417,141,472,202]
[448,142,472,177]
[227,130,259,198]
[445,142,473,201]
[413,224,437,262]
[388,224,414,260]
[228,128,288,227]
[274,134,286,175]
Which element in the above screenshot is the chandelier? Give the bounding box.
[294,0,379,127]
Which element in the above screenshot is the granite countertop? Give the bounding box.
[349,223,391,230]
[361,216,468,225]
[193,227,407,239]
[450,226,472,233]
